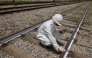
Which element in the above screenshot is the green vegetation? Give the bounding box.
[29,19,37,25]
[53,8,68,15]
[53,11,60,14]
[90,31,92,34]
[29,18,43,25]
[77,12,83,15]
[29,14,44,26]
[90,2,92,6]
[70,17,80,23]
[35,14,43,18]
[13,27,20,31]
[0,31,5,36]
[87,12,92,19]
[29,21,33,25]
[71,19,80,22]
[83,21,92,26]
[82,2,92,26]
[61,8,69,13]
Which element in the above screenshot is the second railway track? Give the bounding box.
[0,2,77,15]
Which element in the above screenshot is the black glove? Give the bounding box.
[59,29,67,34]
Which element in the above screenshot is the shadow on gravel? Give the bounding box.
[39,40,64,54]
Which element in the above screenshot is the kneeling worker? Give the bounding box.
[37,14,66,52]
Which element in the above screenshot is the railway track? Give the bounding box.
[0,2,77,15]
[0,2,91,58]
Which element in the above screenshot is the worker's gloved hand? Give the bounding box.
[59,29,66,34]
[57,46,66,52]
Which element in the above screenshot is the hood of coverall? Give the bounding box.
[52,14,63,26]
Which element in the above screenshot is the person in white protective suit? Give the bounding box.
[37,14,66,52]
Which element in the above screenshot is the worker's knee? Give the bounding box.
[41,41,51,46]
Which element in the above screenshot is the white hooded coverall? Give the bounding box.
[37,19,61,50]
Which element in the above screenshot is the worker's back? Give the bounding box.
[37,20,55,36]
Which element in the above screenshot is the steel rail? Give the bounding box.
[59,3,89,58]
[0,3,85,46]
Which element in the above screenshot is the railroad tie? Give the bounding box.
[22,35,40,45]
[74,40,90,47]
[0,44,35,58]
[68,51,89,58]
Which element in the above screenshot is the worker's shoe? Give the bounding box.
[57,46,66,52]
